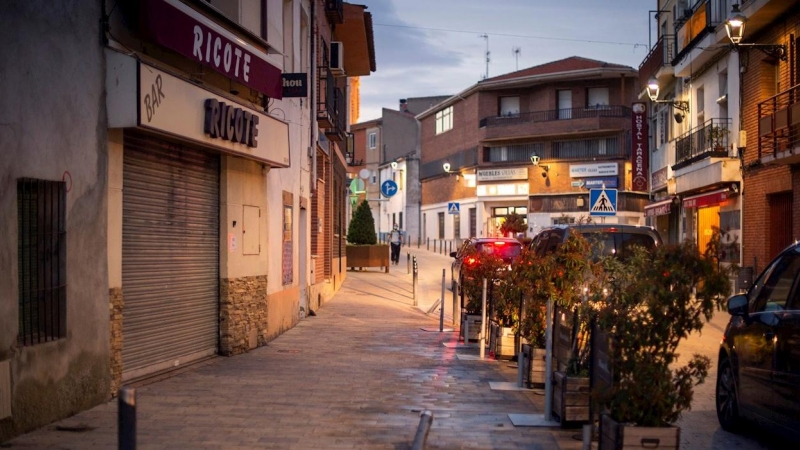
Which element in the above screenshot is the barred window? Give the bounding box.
[18,178,67,346]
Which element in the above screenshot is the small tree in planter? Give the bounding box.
[346,200,389,270]
[347,200,377,245]
[458,245,505,342]
[499,212,527,237]
[596,234,732,449]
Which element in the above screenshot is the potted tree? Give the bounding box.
[595,235,732,450]
[459,245,505,343]
[707,125,729,152]
[345,200,390,272]
[499,212,527,238]
[547,230,607,424]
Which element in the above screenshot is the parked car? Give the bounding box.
[716,242,800,442]
[529,223,662,259]
[450,237,523,294]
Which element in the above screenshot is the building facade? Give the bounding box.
[0,0,374,441]
[418,57,645,243]
[639,0,800,287]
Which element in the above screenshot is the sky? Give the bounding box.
[355,0,657,122]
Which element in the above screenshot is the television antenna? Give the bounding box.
[479,33,490,79]
[512,47,521,71]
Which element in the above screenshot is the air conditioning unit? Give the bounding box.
[330,41,345,76]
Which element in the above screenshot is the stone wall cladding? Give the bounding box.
[109,287,123,395]
[219,275,268,356]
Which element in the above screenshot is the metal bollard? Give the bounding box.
[480,278,488,360]
[412,257,418,306]
[439,269,445,332]
[411,410,433,450]
[118,387,136,450]
[452,285,458,326]
[426,237,429,250]
[407,252,410,275]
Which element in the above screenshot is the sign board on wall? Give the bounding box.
[477,167,528,181]
[281,73,308,98]
[138,64,290,167]
[652,167,668,190]
[141,0,282,98]
[569,163,618,178]
[631,102,649,191]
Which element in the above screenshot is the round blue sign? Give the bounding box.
[381,180,398,198]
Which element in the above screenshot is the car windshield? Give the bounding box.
[475,241,522,261]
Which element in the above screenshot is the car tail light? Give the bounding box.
[493,241,506,246]
[466,257,478,266]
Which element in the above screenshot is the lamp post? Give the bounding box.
[724,4,787,60]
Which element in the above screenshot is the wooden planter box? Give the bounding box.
[461,314,483,343]
[489,322,516,360]
[553,371,590,424]
[522,345,546,388]
[346,244,390,272]
[599,414,680,450]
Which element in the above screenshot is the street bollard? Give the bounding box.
[118,387,136,450]
[426,237,429,250]
[411,410,433,450]
[452,284,458,326]
[417,235,420,248]
[480,278,488,360]
[412,257,418,306]
[439,269,446,332]
[517,347,526,387]
[434,239,437,253]
[407,252,410,275]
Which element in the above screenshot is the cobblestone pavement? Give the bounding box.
[6,246,788,449]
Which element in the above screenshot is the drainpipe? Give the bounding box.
[310,0,317,193]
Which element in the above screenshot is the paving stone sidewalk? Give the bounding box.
[8,247,779,449]
[7,249,588,450]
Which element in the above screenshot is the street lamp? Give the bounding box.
[645,77,690,115]
[442,162,459,181]
[725,4,787,60]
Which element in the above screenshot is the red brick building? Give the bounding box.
[417,57,646,241]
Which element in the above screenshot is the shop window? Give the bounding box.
[17,178,66,346]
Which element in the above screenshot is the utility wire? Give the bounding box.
[373,23,646,47]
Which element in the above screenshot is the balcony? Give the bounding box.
[317,68,346,141]
[325,0,344,24]
[673,118,732,170]
[757,84,800,166]
[638,35,674,88]
[479,105,631,141]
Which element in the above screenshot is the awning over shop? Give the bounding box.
[682,188,729,209]
[644,197,674,217]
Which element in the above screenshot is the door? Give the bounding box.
[299,208,308,317]
[697,205,719,254]
[769,192,792,260]
[772,247,800,434]
[558,90,572,119]
[734,251,800,420]
[122,132,220,381]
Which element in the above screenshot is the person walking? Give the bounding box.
[389,224,403,265]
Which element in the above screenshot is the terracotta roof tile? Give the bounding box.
[482,56,633,83]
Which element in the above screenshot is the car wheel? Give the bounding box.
[716,357,741,431]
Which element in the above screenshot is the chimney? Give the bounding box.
[399,98,408,113]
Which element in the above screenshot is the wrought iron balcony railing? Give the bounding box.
[479,105,630,128]
[758,83,800,161]
[638,35,675,86]
[673,117,732,168]
[325,0,344,24]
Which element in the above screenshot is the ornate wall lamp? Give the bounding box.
[646,77,690,124]
[725,4,787,61]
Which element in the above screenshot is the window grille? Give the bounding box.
[17,178,67,346]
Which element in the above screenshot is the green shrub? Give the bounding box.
[347,200,377,245]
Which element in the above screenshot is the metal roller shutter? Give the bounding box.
[122,132,220,381]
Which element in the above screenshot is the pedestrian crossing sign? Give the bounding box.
[447,202,460,215]
[589,188,617,216]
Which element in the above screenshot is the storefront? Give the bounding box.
[476,167,529,237]
[107,52,289,381]
[682,188,741,262]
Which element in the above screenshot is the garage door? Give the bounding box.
[122,132,220,381]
